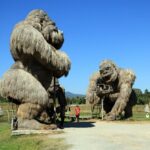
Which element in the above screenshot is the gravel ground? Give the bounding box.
[49,121,150,150]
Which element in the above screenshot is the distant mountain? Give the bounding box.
[65,91,85,98]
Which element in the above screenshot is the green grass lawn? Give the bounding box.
[0,103,149,150]
[131,112,150,121]
[1,102,150,121]
[67,104,150,121]
[0,123,70,150]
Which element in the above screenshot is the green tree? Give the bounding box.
[144,89,149,94]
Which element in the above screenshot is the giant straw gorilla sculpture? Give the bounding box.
[86,60,136,121]
[0,9,71,129]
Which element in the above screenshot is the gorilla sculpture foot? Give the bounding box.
[104,113,116,121]
[17,118,57,130]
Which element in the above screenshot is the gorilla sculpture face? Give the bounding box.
[26,9,64,49]
[99,60,118,83]
[42,25,64,49]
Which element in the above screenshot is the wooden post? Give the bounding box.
[101,97,104,120]
[7,110,10,122]
[53,77,56,123]
[91,93,95,118]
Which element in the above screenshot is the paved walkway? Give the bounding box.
[49,121,150,150]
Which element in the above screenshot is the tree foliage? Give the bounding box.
[0,96,7,103]
[1,88,150,105]
[66,89,150,105]
[134,88,150,105]
[66,96,86,105]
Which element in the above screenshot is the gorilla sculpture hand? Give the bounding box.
[96,81,113,96]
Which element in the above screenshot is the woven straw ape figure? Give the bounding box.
[0,10,71,129]
[86,60,136,121]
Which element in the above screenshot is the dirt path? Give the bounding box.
[49,121,150,150]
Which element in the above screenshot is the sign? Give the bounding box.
[146,113,150,119]
[144,104,150,113]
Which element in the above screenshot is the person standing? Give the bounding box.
[75,105,80,122]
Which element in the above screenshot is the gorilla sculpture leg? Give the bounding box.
[17,103,57,129]
[104,90,137,120]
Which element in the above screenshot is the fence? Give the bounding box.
[0,110,16,122]
[0,102,149,122]
[0,102,17,123]
[67,104,150,120]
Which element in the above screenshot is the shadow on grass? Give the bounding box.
[64,121,95,128]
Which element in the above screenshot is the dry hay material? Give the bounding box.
[86,72,100,104]
[86,60,136,120]
[10,9,71,77]
[17,103,42,119]
[10,24,71,77]
[0,9,71,129]
[100,60,136,85]
[99,59,118,68]
[18,9,63,48]
[119,69,136,86]
[99,60,118,83]
[0,69,49,106]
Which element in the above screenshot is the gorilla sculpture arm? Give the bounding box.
[107,69,135,120]
[10,24,70,77]
[86,72,101,105]
[107,82,133,120]
[86,72,102,114]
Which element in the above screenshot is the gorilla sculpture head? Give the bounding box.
[99,60,118,83]
[25,9,64,49]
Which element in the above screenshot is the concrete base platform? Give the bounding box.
[11,129,63,136]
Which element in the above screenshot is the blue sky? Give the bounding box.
[0,0,150,94]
